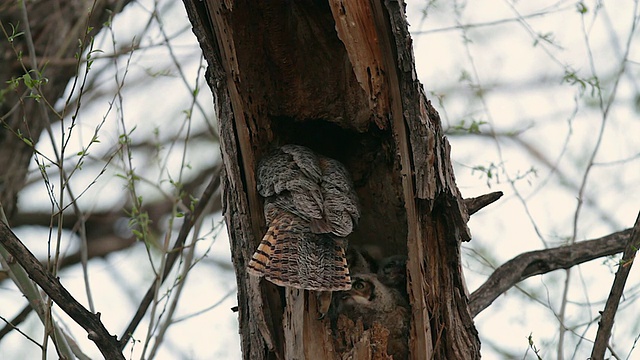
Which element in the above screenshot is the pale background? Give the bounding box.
[1,0,639,358]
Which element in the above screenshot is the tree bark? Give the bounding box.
[591,212,640,358]
[182,0,480,358]
[469,228,633,318]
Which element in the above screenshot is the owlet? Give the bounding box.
[334,273,410,359]
[247,145,360,291]
[377,255,407,292]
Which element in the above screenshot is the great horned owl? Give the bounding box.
[346,245,378,276]
[247,144,360,291]
[333,273,410,359]
[377,255,407,292]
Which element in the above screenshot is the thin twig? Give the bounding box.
[0,306,37,344]
[145,196,210,359]
[117,167,221,350]
[413,6,573,35]
[0,220,124,359]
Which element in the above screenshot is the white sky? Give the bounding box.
[1,0,639,359]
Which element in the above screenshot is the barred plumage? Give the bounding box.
[248,145,360,291]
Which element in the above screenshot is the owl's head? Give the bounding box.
[340,274,376,306]
[378,255,407,288]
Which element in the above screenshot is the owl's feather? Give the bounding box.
[346,245,377,276]
[332,274,410,359]
[377,255,408,293]
[247,209,351,291]
[311,157,360,236]
[250,145,359,291]
[256,145,360,236]
[256,145,324,221]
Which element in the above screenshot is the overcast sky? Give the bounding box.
[1,0,639,359]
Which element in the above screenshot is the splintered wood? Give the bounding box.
[335,315,396,360]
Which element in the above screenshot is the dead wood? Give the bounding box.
[182,0,480,358]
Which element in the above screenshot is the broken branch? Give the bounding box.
[464,191,503,216]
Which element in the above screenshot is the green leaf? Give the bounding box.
[22,73,35,88]
[576,2,588,14]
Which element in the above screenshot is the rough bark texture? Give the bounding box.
[182,0,480,358]
[591,213,640,358]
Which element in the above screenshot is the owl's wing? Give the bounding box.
[247,209,351,291]
[280,144,322,181]
[311,157,361,237]
[256,145,324,221]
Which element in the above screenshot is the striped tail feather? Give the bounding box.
[246,235,275,277]
[247,211,351,291]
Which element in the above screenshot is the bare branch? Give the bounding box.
[0,304,32,341]
[117,167,221,350]
[469,228,633,318]
[0,234,136,287]
[0,221,124,359]
[0,163,223,285]
[591,212,640,358]
[464,191,503,216]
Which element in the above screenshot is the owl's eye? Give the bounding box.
[353,280,366,290]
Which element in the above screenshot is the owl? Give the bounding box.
[346,245,378,276]
[377,255,407,292]
[333,273,410,359]
[247,144,360,291]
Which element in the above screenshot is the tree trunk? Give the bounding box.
[182,0,480,358]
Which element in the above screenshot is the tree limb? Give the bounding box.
[0,234,136,285]
[469,228,633,318]
[0,0,131,219]
[0,163,222,285]
[0,304,31,340]
[591,212,640,358]
[0,220,124,359]
[0,233,136,341]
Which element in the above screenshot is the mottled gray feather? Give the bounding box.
[248,207,351,291]
[250,145,360,291]
[256,145,325,221]
[257,145,360,237]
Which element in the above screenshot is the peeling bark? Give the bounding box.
[183,0,480,358]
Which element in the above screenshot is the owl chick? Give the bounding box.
[377,255,407,292]
[247,145,360,291]
[346,245,378,276]
[333,273,410,359]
